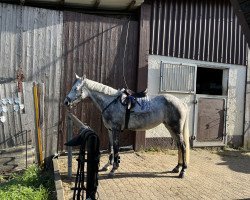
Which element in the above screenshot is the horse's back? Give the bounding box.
[152,94,187,109]
[153,94,188,119]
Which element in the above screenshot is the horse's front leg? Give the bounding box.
[108,128,120,178]
[101,131,113,171]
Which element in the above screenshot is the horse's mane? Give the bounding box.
[85,78,119,96]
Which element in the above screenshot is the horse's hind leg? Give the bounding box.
[172,146,182,173]
[165,123,188,178]
[176,134,187,178]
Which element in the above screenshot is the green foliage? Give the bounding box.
[0,165,55,200]
[0,176,4,183]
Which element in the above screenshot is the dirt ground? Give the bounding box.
[57,149,250,200]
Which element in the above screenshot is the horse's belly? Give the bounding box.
[128,112,164,131]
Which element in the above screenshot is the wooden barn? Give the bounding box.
[0,0,249,172]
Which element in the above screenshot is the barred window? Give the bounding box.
[160,62,196,93]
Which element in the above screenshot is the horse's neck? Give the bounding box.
[84,79,119,111]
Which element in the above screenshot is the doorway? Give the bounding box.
[193,67,228,146]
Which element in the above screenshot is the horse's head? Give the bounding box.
[64,74,88,107]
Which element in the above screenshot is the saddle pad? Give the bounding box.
[132,96,151,113]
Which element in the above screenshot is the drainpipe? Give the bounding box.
[244,47,250,149]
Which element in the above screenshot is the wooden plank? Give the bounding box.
[0,84,6,149]
[2,84,13,148]
[33,83,43,166]
[135,3,151,151]
[38,83,45,155]
[22,82,36,158]
[11,83,23,146]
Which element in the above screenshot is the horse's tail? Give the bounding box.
[183,112,190,164]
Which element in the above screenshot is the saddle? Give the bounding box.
[120,88,147,109]
[124,88,147,98]
[120,88,147,129]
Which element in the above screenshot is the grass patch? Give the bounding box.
[143,147,177,156]
[144,146,163,152]
[0,165,55,200]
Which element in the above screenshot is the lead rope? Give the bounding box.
[122,17,131,89]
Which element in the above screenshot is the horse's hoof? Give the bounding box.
[172,167,180,173]
[99,167,108,172]
[179,171,185,178]
[108,172,115,178]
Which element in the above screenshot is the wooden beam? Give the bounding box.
[127,0,136,11]
[33,83,43,166]
[20,0,25,5]
[59,0,65,7]
[135,3,151,151]
[94,0,101,8]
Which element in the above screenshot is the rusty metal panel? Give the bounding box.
[150,0,247,65]
[59,12,138,150]
[196,98,225,142]
[0,3,63,157]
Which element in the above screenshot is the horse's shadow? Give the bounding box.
[98,170,179,180]
[60,170,179,183]
[216,150,250,174]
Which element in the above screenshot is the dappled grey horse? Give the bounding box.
[64,75,190,178]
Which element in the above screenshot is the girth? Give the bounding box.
[121,88,147,129]
[102,88,147,130]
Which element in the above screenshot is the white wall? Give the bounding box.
[147,55,246,144]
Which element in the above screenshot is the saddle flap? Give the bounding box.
[120,88,148,110]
